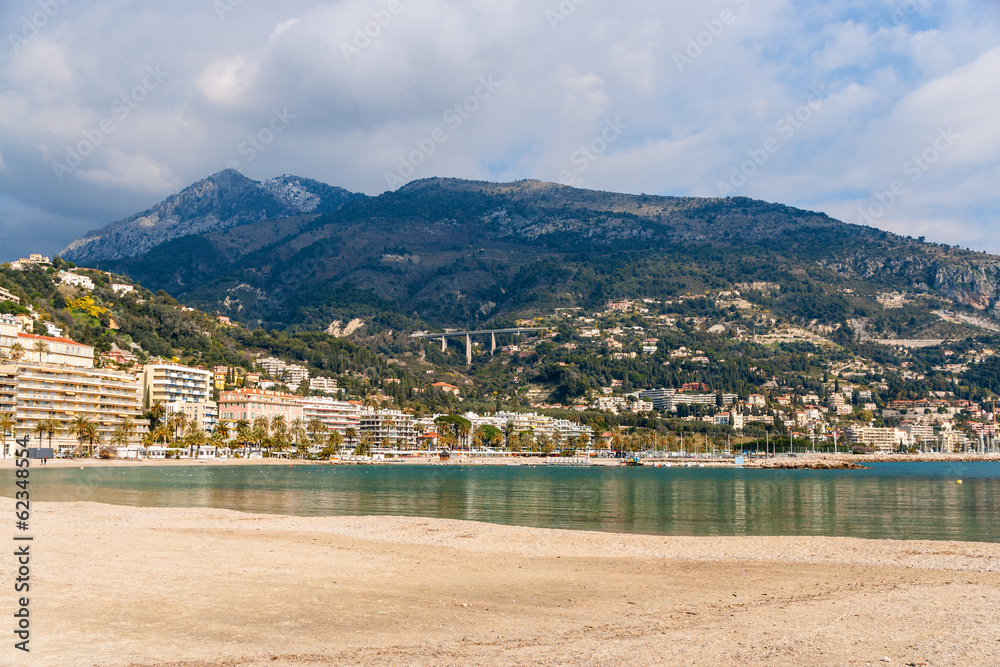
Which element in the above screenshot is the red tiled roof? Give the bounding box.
[17,332,88,346]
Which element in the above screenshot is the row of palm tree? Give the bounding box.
[0,340,51,364]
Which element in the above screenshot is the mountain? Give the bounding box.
[94,176,1000,338]
[60,170,364,264]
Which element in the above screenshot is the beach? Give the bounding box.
[3,502,998,667]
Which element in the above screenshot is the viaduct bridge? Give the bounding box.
[411,328,547,364]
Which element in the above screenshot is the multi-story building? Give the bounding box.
[141,362,213,408]
[0,286,20,303]
[299,397,360,434]
[15,362,145,453]
[0,365,16,456]
[257,357,309,388]
[212,366,229,391]
[17,332,95,367]
[218,389,304,424]
[57,271,96,291]
[257,357,286,376]
[938,430,969,453]
[283,364,309,389]
[166,401,218,433]
[308,376,339,393]
[471,411,592,446]
[899,424,935,446]
[359,409,417,449]
[843,427,911,453]
[637,388,735,412]
[10,254,51,270]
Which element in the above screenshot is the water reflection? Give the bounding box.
[2,463,998,542]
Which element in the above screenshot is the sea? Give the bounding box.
[4,462,998,542]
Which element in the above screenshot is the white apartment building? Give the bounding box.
[15,362,145,453]
[0,286,20,303]
[57,271,95,291]
[299,397,360,434]
[10,254,51,270]
[110,284,135,295]
[470,411,592,445]
[359,409,417,449]
[308,377,339,393]
[142,362,213,407]
[843,427,911,453]
[899,424,935,446]
[257,356,309,388]
[0,318,94,368]
[166,400,218,433]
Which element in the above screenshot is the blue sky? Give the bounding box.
[0,0,998,260]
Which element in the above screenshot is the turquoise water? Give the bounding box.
[3,462,999,542]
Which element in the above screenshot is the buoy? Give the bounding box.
[957,479,963,484]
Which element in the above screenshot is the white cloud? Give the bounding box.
[0,0,996,258]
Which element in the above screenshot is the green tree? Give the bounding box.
[0,412,16,457]
[69,415,95,456]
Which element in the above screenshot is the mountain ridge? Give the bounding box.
[82,174,1000,338]
[60,169,364,263]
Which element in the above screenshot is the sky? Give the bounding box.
[0,0,998,261]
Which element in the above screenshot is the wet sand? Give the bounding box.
[2,502,998,666]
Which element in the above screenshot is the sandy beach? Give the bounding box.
[2,502,998,667]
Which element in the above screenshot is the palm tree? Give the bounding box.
[213,420,231,442]
[152,424,171,447]
[167,412,187,444]
[251,422,269,455]
[290,417,306,451]
[117,416,137,446]
[0,411,14,458]
[234,419,251,457]
[184,426,209,459]
[344,426,358,447]
[148,400,167,428]
[355,432,374,456]
[82,422,102,458]
[32,340,49,363]
[8,342,25,363]
[503,421,516,450]
[457,421,470,452]
[306,418,325,443]
[110,424,130,448]
[70,415,94,456]
[326,430,344,457]
[270,414,287,437]
[34,418,61,453]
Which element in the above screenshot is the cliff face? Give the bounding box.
[933,264,1000,313]
[822,249,1000,315]
[60,170,363,263]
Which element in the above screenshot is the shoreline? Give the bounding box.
[5,501,999,666]
[0,451,998,469]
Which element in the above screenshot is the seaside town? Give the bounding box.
[7,5,999,665]
[3,253,999,463]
